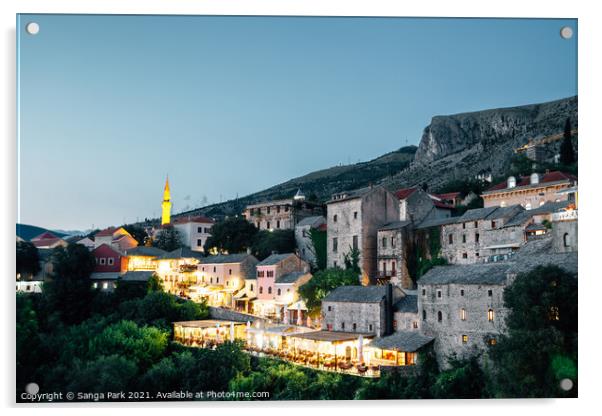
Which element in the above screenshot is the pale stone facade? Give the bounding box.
[243,195,323,231]
[172,216,214,252]
[294,216,326,266]
[376,222,414,288]
[327,186,399,284]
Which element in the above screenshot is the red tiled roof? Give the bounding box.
[31,231,59,241]
[172,215,214,224]
[394,187,417,200]
[95,227,117,237]
[435,192,462,200]
[32,238,62,247]
[486,171,577,193]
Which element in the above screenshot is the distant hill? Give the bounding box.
[16,224,70,241]
[169,96,577,221]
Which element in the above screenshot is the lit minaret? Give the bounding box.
[161,176,171,225]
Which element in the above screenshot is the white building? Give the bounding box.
[172,215,214,252]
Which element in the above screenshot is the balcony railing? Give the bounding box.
[377,271,396,279]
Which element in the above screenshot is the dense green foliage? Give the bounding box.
[153,226,184,252]
[298,268,360,316]
[122,223,150,246]
[203,216,258,254]
[251,229,296,261]
[16,241,41,277]
[488,265,578,398]
[308,227,327,271]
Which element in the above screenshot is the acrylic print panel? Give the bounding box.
[16,14,578,402]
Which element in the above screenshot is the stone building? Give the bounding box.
[294,215,326,266]
[326,186,399,284]
[155,247,204,295]
[321,284,403,337]
[393,293,420,332]
[376,221,413,288]
[481,171,577,209]
[242,190,324,231]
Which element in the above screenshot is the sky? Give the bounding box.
[17,15,577,231]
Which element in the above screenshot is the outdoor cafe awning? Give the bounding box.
[366,331,434,352]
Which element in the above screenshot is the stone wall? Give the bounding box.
[552,218,578,253]
[417,282,508,367]
[208,306,265,324]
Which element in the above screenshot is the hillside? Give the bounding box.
[174,95,577,220]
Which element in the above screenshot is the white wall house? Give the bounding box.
[172,215,214,252]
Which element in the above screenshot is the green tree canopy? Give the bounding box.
[488,265,578,398]
[298,268,360,316]
[308,227,327,271]
[153,226,184,252]
[17,241,41,278]
[203,216,258,254]
[251,229,296,260]
[122,223,150,246]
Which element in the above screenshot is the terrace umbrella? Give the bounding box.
[358,334,364,364]
[230,322,235,342]
[297,309,303,326]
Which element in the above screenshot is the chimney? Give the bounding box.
[530,172,540,185]
[385,283,394,336]
[507,176,516,189]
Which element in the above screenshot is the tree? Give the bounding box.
[307,227,327,270]
[67,355,138,394]
[488,265,577,398]
[153,226,183,252]
[16,241,41,278]
[560,118,576,165]
[203,216,258,254]
[251,229,296,260]
[298,268,360,316]
[122,223,149,246]
[343,247,361,273]
[430,356,487,399]
[44,244,96,324]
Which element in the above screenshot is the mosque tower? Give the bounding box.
[161,176,171,225]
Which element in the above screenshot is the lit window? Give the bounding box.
[462,335,468,343]
[460,308,466,321]
[488,309,495,321]
[102,282,108,289]
[488,338,497,346]
[549,306,560,321]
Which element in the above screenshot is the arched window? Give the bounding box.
[460,308,466,321]
[488,309,495,321]
[563,232,570,247]
[437,311,442,322]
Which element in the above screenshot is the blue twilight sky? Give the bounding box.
[17,15,577,231]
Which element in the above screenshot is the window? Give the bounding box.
[462,223,466,229]
[267,270,274,278]
[267,207,271,214]
[328,305,332,312]
[369,324,373,332]
[332,238,338,253]
[488,338,497,346]
[422,288,426,297]
[341,322,345,330]
[413,321,418,329]
[277,288,281,296]
[229,269,232,275]
[99,258,106,265]
[302,229,307,238]
[422,310,427,320]
[259,287,263,294]
[491,220,496,228]
[549,306,560,321]
[268,287,272,294]
[213,266,216,272]
[475,233,480,243]
[216,277,219,284]
[462,335,468,343]
[108,257,114,265]
[460,289,465,296]
[460,308,466,321]
[448,234,453,244]
[302,248,306,256]
[563,232,570,247]
[197,227,203,233]
[462,234,466,243]
[267,221,271,229]
[488,289,493,297]
[352,235,358,250]
[488,309,495,321]
[256,222,260,228]
[353,323,357,331]
[284,206,289,212]
[276,220,280,229]
[210,277,213,284]
[437,311,443,322]
[392,320,397,329]
[103,282,108,289]
[277,205,281,213]
[197,239,203,247]
[257,271,265,278]
[391,237,396,248]
[382,237,387,248]
[462,253,468,259]
[333,214,338,223]
[333,261,338,268]
[250,284,254,291]
[327,324,332,331]
[437,290,442,298]
[474,221,478,228]
[93,282,98,288]
[354,211,358,219]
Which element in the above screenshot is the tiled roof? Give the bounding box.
[485,171,577,193]
[32,238,63,248]
[379,220,411,231]
[503,201,570,228]
[507,237,578,276]
[416,216,459,229]
[172,215,214,225]
[121,271,155,282]
[433,200,454,210]
[257,253,296,266]
[202,253,255,264]
[158,247,204,260]
[327,186,378,204]
[435,192,462,200]
[418,263,511,286]
[275,271,309,284]
[458,206,499,222]
[125,246,166,257]
[394,187,418,200]
[296,216,326,227]
[31,231,59,241]
[95,227,117,237]
[323,285,388,303]
[367,331,434,352]
[393,295,418,313]
[487,205,524,220]
[90,272,121,281]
